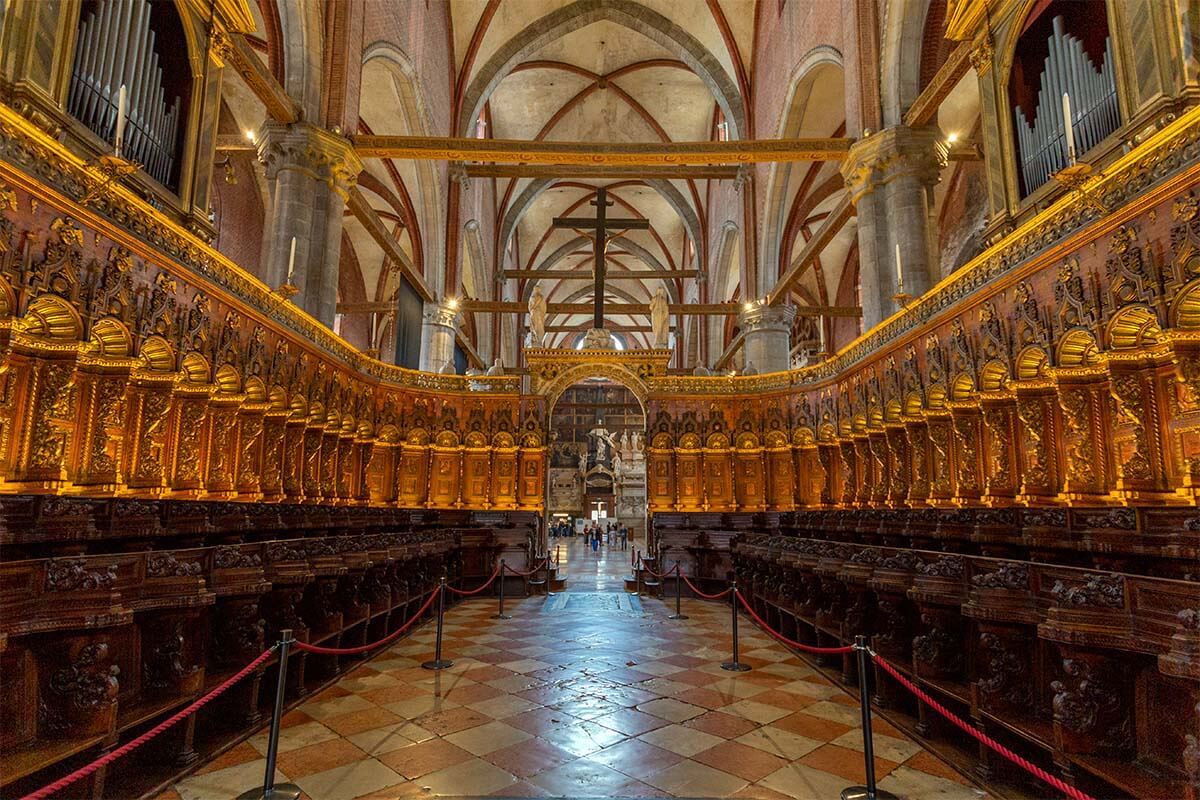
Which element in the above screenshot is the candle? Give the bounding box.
[115,84,127,158]
[286,236,296,284]
[1062,92,1076,165]
[894,243,903,291]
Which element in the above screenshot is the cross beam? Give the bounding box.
[352,136,855,164]
[460,300,861,317]
[502,269,702,279]
[462,163,740,180]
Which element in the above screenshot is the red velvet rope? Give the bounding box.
[641,562,680,579]
[501,558,548,578]
[445,564,502,596]
[872,655,1097,800]
[735,590,856,654]
[20,648,275,800]
[293,586,440,656]
[682,575,732,600]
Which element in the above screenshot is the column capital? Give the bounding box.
[738,302,796,334]
[256,121,364,198]
[841,125,949,201]
[423,301,461,329]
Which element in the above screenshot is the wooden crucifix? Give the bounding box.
[551,187,650,329]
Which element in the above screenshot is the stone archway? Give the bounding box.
[458,0,746,139]
[528,348,667,550]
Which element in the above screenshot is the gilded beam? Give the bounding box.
[352,136,856,165]
[462,163,741,180]
[500,269,703,279]
[460,300,862,317]
[904,42,972,128]
[215,33,302,124]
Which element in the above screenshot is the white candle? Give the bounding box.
[894,243,903,291]
[115,84,127,158]
[286,236,296,283]
[1062,92,1076,165]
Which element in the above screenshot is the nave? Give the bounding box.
[165,537,983,800]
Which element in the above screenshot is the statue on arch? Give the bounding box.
[650,286,669,348]
[528,286,547,347]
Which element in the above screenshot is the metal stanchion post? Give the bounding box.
[493,560,511,620]
[421,579,453,670]
[840,636,899,800]
[632,552,642,596]
[669,560,687,620]
[721,583,751,672]
[237,631,301,800]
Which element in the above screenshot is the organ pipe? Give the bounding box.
[1013,16,1119,195]
[68,0,182,189]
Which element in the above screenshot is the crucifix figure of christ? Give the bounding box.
[551,186,650,330]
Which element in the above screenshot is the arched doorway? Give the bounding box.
[547,378,647,532]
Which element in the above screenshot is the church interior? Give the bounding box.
[0,0,1198,798]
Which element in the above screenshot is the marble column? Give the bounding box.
[739,303,796,374]
[420,301,460,373]
[842,125,948,330]
[257,121,362,326]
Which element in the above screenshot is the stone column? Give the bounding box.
[842,126,948,329]
[739,303,796,374]
[257,121,362,326]
[420,301,460,373]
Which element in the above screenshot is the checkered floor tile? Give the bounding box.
[163,538,987,800]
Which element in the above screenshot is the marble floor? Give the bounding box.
[163,538,987,800]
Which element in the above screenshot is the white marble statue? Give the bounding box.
[650,286,669,347]
[527,286,547,347]
[485,358,504,376]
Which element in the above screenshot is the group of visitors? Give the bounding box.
[581,521,631,553]
[550,518,634,552]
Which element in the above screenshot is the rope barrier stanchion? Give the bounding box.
[493,559,512,620]
[839,636,899,800]
[721,581,752,672]
[20,647,275,800]
[237,630,302,800]
[873,655,1097,800]
[668,560,688,621]
[422,578,453,671]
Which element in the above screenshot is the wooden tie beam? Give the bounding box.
[501,269,702,279]
[768,195,856,305]
[217,33,301,124]
[462,163,741,179]
[460,300,861,317]
[345,188,433,302]
[352,136,855,165]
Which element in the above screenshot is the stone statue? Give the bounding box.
[485,358,504,376]
[693,364,712,376]
[528,286,547,347]
[440,359,456,374]
[650,286,669,347]
[743,361,758,375]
